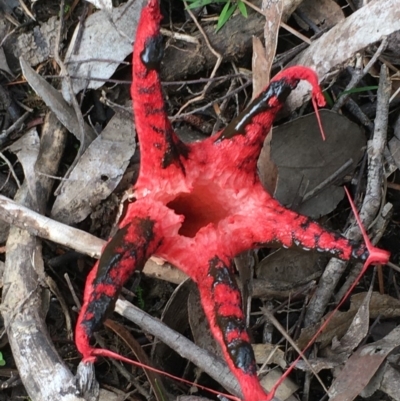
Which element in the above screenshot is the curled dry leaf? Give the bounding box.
[152,280,192,376]
[253,36,278,194]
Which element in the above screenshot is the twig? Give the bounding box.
[64,273,81,309]
[1,110,82,400]
[115,299,243,399]
[0,194,104,258]
[171,81,251,120]
[332,38,388,112]
[53,0,93,158]
[175,2,223,115]
[0,152,20,188]
[305,64,391,327]
[160,27,199,44]
[241,0,311,45]
[301,159,354,204]
[0,111,31,146]
[17,0,35,21]
[261,307,328,394]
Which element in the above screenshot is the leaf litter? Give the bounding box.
[0,0,400,400]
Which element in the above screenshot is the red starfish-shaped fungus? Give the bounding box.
[75,1,390,400]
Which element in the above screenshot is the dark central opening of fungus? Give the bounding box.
[167,183,230,238]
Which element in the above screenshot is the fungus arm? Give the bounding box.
[76,215,161,362]
[196,256,270,401]
[132,0,188,193]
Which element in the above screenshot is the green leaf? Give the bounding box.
[237,0,247,17]
[216,1,236,31]
[185,0,214,8]
[323,91,334,108]
[185,0,227,8]
[340,85,379,97]
[0,352,5,367]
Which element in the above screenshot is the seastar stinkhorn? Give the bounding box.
[75,1,390,400]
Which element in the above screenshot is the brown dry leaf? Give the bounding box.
[188,285,224,359]
[297,292,400,350]
[256,248,323,285]
[331,288,372,357]
[260,368,299,401]
[252,37,270,98]
[295,0,344,31]
[281,0,303,22]
[271,110,365,218]
[252,343,286,369]
[253,0,282,95]
[104,319,167,401]
[258,125,278,194]
[254,0,282,194]
[152,280,191,374]
[51,110,135,224]
[328,325,400,401]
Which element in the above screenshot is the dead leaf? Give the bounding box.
[297,292,400,350]
[253,343,286,369]
[20,57,96,148]
[295,0,344,31]
[8,128,40,199]
[253,0,282,195]
[271,110,365,218]
[51,110,135,224]
[281,0,304,22]
[86,0,113,10]
[188,284,224,359]
[287,0,400,112]
[260,368,299,401]
[256,248,323,285]
[328,325,400,401]
[14,17,59,66]
[0,47,13,76]
[62,0,147,101]
[380,363,400,401]
[152,280,191,375]
[252,37,270,97]
[331,288,372,356]
[104,319,168,401]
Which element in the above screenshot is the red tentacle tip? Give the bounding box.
[274,65,326,140]
[344,187,390,268]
